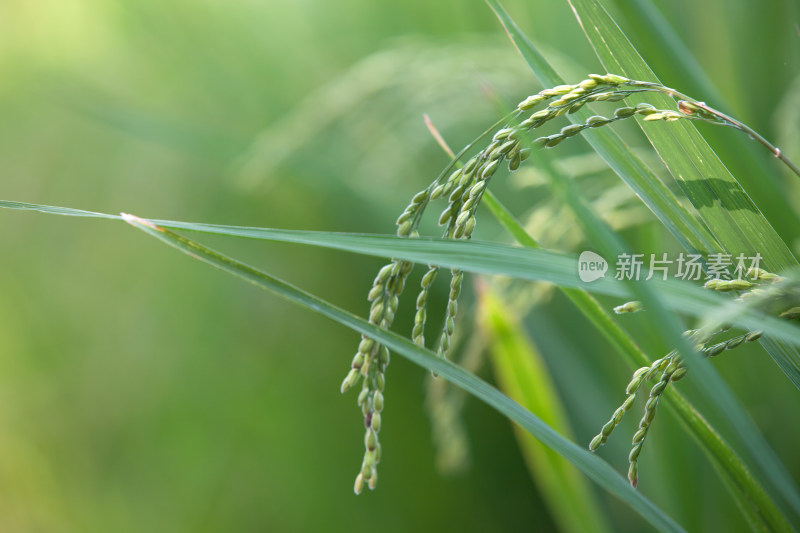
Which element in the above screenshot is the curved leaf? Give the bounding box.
[120,213,685,533]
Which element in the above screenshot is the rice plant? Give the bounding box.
[1,0,798,532]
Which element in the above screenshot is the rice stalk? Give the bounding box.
[342,73,800,492]
[592,268,800,487]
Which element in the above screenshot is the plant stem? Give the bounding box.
[628,82,800,180]
[427,110,791,530]
[482,191,793,533]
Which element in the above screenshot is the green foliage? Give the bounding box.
[478,288,612,533]
[1,1,799,532]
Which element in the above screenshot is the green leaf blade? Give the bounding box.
[479,288,612,533]
[566,0,800,521]
[121,212,686,533]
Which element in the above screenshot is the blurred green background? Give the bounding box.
[0,0,798,531]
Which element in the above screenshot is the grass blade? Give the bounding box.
[483,0,719,257]
[3,198,800,528]
[483,175,795,533]
[2,200,800,347]
[478,286,612,533]
[566,0,797,267]
[565,0,800,519]
[119,213,685,533]
[607,0,800,237]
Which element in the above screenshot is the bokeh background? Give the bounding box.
[0,0,798,531]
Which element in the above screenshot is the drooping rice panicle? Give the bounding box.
[344,73,800,493]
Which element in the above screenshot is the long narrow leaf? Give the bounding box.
[479,287,612,533]
[4,197,800,527]
[566,0,800,519]
[620,0,800,236]
[483,0,719,257]
[566,0,800,394]
[475,27,796,516]
[484,173,793,532]
[566,0,797,267]
[119,213,685,533]
[2,200,800,349]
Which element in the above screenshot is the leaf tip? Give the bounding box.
[121,212,163,232]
